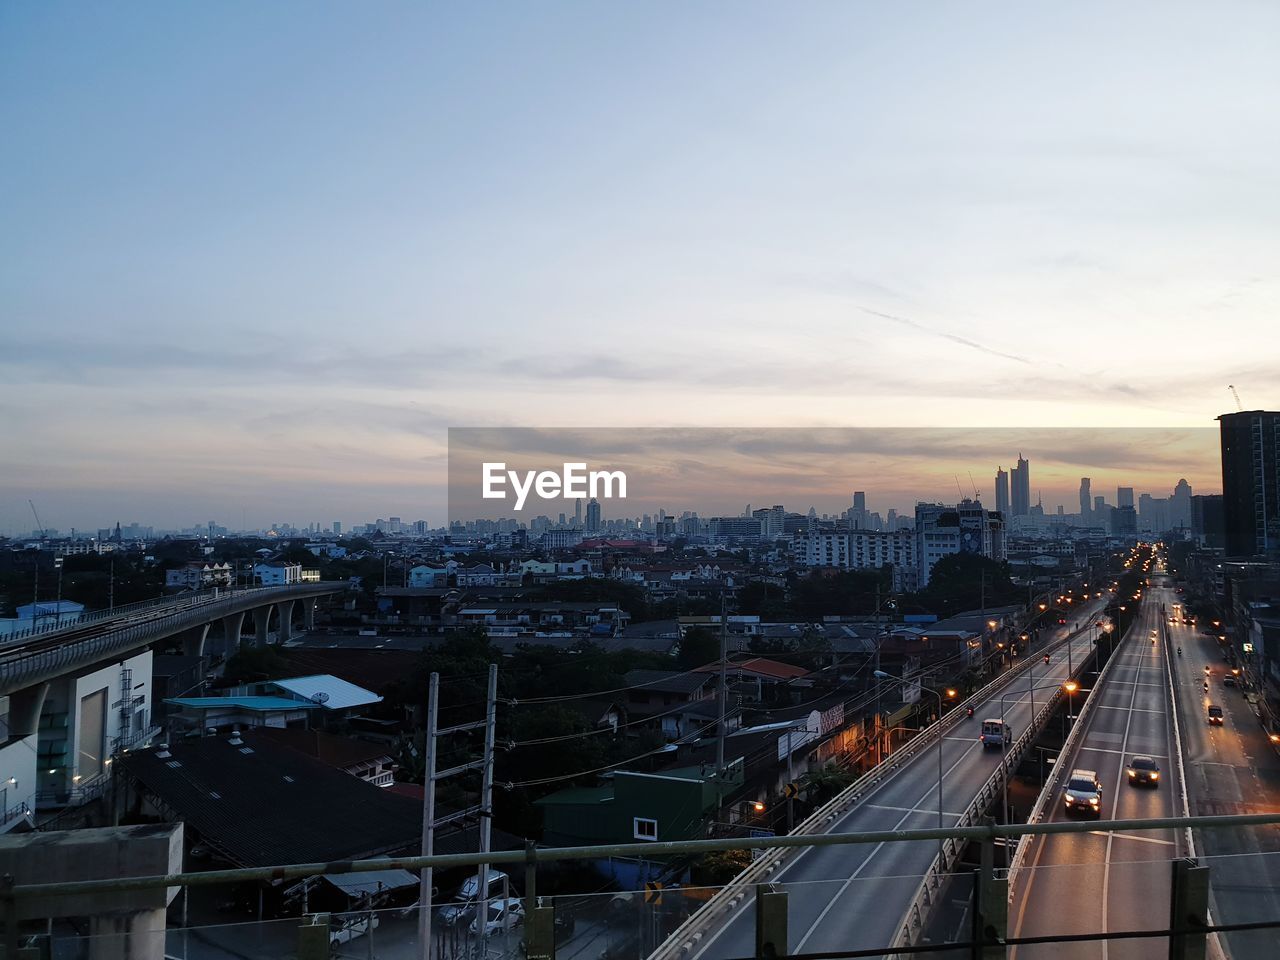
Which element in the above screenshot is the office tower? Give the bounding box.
[1170,479,1192,530]
[1191,494,1225,549]
[1117,487,1135,509]
[850,491,868,529]
[333,522,341,535]
[1219,410,1280,557]
[1111,505,1138,537]
[574,498,583,528]
[994,468,1010,517]
[1079,478,1091,521]
[1011,455,1030,516]
[585,498,602,534]
[1094,495,1106,514]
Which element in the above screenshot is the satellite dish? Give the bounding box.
[312,692,330,705]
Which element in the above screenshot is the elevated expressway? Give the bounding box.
[0,582,349,735]
[1008,577,1182,959]
[652,596,1111,960]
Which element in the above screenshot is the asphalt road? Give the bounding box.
[1009,575,1182,960]
[679,600,1109,960]
[1167,584,1280,959]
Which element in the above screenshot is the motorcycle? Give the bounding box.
[1043,654,1050,664]
[966,706,974,719]
[1177,647,1182,657]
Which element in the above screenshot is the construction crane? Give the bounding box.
[28,499,47,540]
[1228,385,1244,411]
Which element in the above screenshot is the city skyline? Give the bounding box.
[3,3,1279,531]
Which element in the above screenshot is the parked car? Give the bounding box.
[330,914,379,946]
[441,870,512,926]
[470,898,525,937]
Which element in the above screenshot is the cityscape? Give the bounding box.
[3,4,1280,960]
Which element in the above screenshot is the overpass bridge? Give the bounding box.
[648,596,1112,960]
[0,582,350,739]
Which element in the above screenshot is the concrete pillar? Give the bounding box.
[253,605,273,647]
[87,909,168,960]
[6,683,50,738]
[179,623,210,659]
[303,597,317,631]
[276,600,295,644]
[221,611,246,657]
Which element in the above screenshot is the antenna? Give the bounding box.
[1228,385,1243,411]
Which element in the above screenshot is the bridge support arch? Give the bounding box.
[7,681,50,738]
[180,623,211,658]
[276,600,296,644]
[302,597,317,631]
[253,605,275,647]
[220,611,246,657]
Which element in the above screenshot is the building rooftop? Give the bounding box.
[269,674,383,710]
[164,696,319,712]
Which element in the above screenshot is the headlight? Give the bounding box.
[1150,773,1158,780]
[1090,797,1100,805]
[1127,769,1136,776]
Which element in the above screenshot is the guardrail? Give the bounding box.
[0,582,349,695]
[892,655,1080,951]
[648,605,1107,960]
[1006,601,1137,897]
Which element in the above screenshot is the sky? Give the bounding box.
[2,2,1278,532]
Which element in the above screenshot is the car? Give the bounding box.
[1208,705,1224,725]
[441,870,512,926]
[980,719,1013,750]
[330,913,379,946]
[470,898,524,937]
[1224,675,1237,687]
[1063,769,1103,818]
[1127,756,1160,788]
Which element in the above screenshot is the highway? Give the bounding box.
[1009,570,1182,959]
[1167,585,1280,958]
[670,598,1110,960]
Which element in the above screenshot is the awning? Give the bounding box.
[324,867,419,898]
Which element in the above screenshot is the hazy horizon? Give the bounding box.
[3,3,1276,531]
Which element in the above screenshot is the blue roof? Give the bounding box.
[165,696,320,712]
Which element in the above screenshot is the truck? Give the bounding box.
[980,719,1012,750]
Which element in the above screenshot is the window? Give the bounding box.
[633,817,658,841]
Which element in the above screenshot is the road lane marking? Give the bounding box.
[1076,747,1168,759]
[1094,705,1166,714]
[863,803,967,818]
[1089,831,1175,846]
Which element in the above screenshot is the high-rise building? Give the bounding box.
[1170,479,1192,530]
[1011,455,1030,516]
[1191,494,1225,549]
[574,498,583,529]
[333,522,342,535]
[994,468,1010,517]
[585,498,602,534]
[850,491,867,529]
[1079,478,1091,522]
[1117,487,1135,509]
[915,499,1007,586]
[1219,410,1280,557]
[1111,504,1138,538]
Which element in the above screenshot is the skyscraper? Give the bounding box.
[574,498,583,529]
[1219,410,1280,557]
[851,491,867,529]
[1117,487,1135,509]
[1011,455,1030,517]
[1079,478,1091,522]
[585,497,602,535]
[1170,479,1192,530]
[994,467,1010,517]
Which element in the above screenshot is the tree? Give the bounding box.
[676,626,720,669]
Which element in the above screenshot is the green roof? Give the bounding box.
[534,786,613,806]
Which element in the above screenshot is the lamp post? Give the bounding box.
[875,670,944,868]
[54,556,64,627]
[1063,680,1079,739]
[999,680,1072,856]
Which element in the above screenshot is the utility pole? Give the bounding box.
[715,593,728,798]
[418,666,498,960]
[108,552,115,611]
[418,673,439,960]
[476,663,499,948]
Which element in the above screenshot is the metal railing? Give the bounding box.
[0,582,349,696]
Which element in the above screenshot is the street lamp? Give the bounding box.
[998,680,1068,862]
[1063,680,1080,738]
[875,670,944,866]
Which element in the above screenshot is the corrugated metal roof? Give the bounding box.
[165,696,319,711]
[270,674,383,710]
